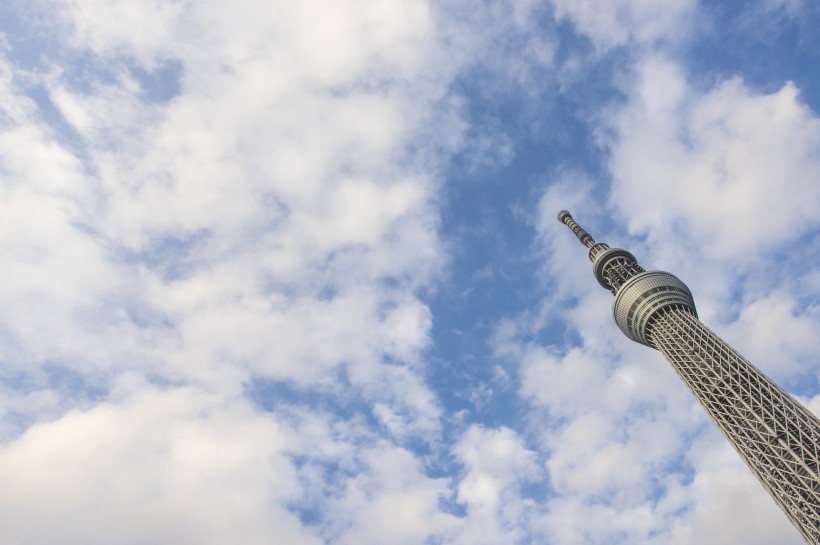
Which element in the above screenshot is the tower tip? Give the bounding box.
[558,210,596,249]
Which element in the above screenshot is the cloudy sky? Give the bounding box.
[1,0,819,543]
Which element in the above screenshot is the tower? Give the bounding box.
[558,211,820,544]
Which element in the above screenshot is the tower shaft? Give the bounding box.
[558,211,820,544]
[651,306,820,544]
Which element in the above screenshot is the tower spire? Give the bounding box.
[557,210,651,296]
[558,210,596,248]
[559,210,820,544]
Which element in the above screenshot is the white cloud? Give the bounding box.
[551,0,698,51]
[720,290,820,379]
[0,0,467,542]
[0,0,457,402]
[326,444,459,545]
[607,55,820,262]
[546,412,647,500]
[4,0,580,538]
[667,433,805,545]
[450,425,541,545]
[0,387,322,545]
[0,384,463,544]
[58,0,184,62]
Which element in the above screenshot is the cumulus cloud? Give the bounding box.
[0,384,466,545]
[451,425,540,544]
[720,290,820,380]
[2,0,457,401]
[0,387,321,545]
[0,0,468,541]
[667,433,804,545]
[607,55,820,262]
[323,442,459,545]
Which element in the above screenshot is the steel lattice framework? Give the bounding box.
[559,211,820,544]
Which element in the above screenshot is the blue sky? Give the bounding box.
[1,0,819,543]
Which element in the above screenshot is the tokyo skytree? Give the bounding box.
[558,211,820,544]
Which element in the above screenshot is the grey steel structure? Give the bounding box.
[558,210,820,544]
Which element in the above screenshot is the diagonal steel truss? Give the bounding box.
[650,306,820,544]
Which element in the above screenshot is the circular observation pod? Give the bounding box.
[612,271,697,348]
[592,247,637,289]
